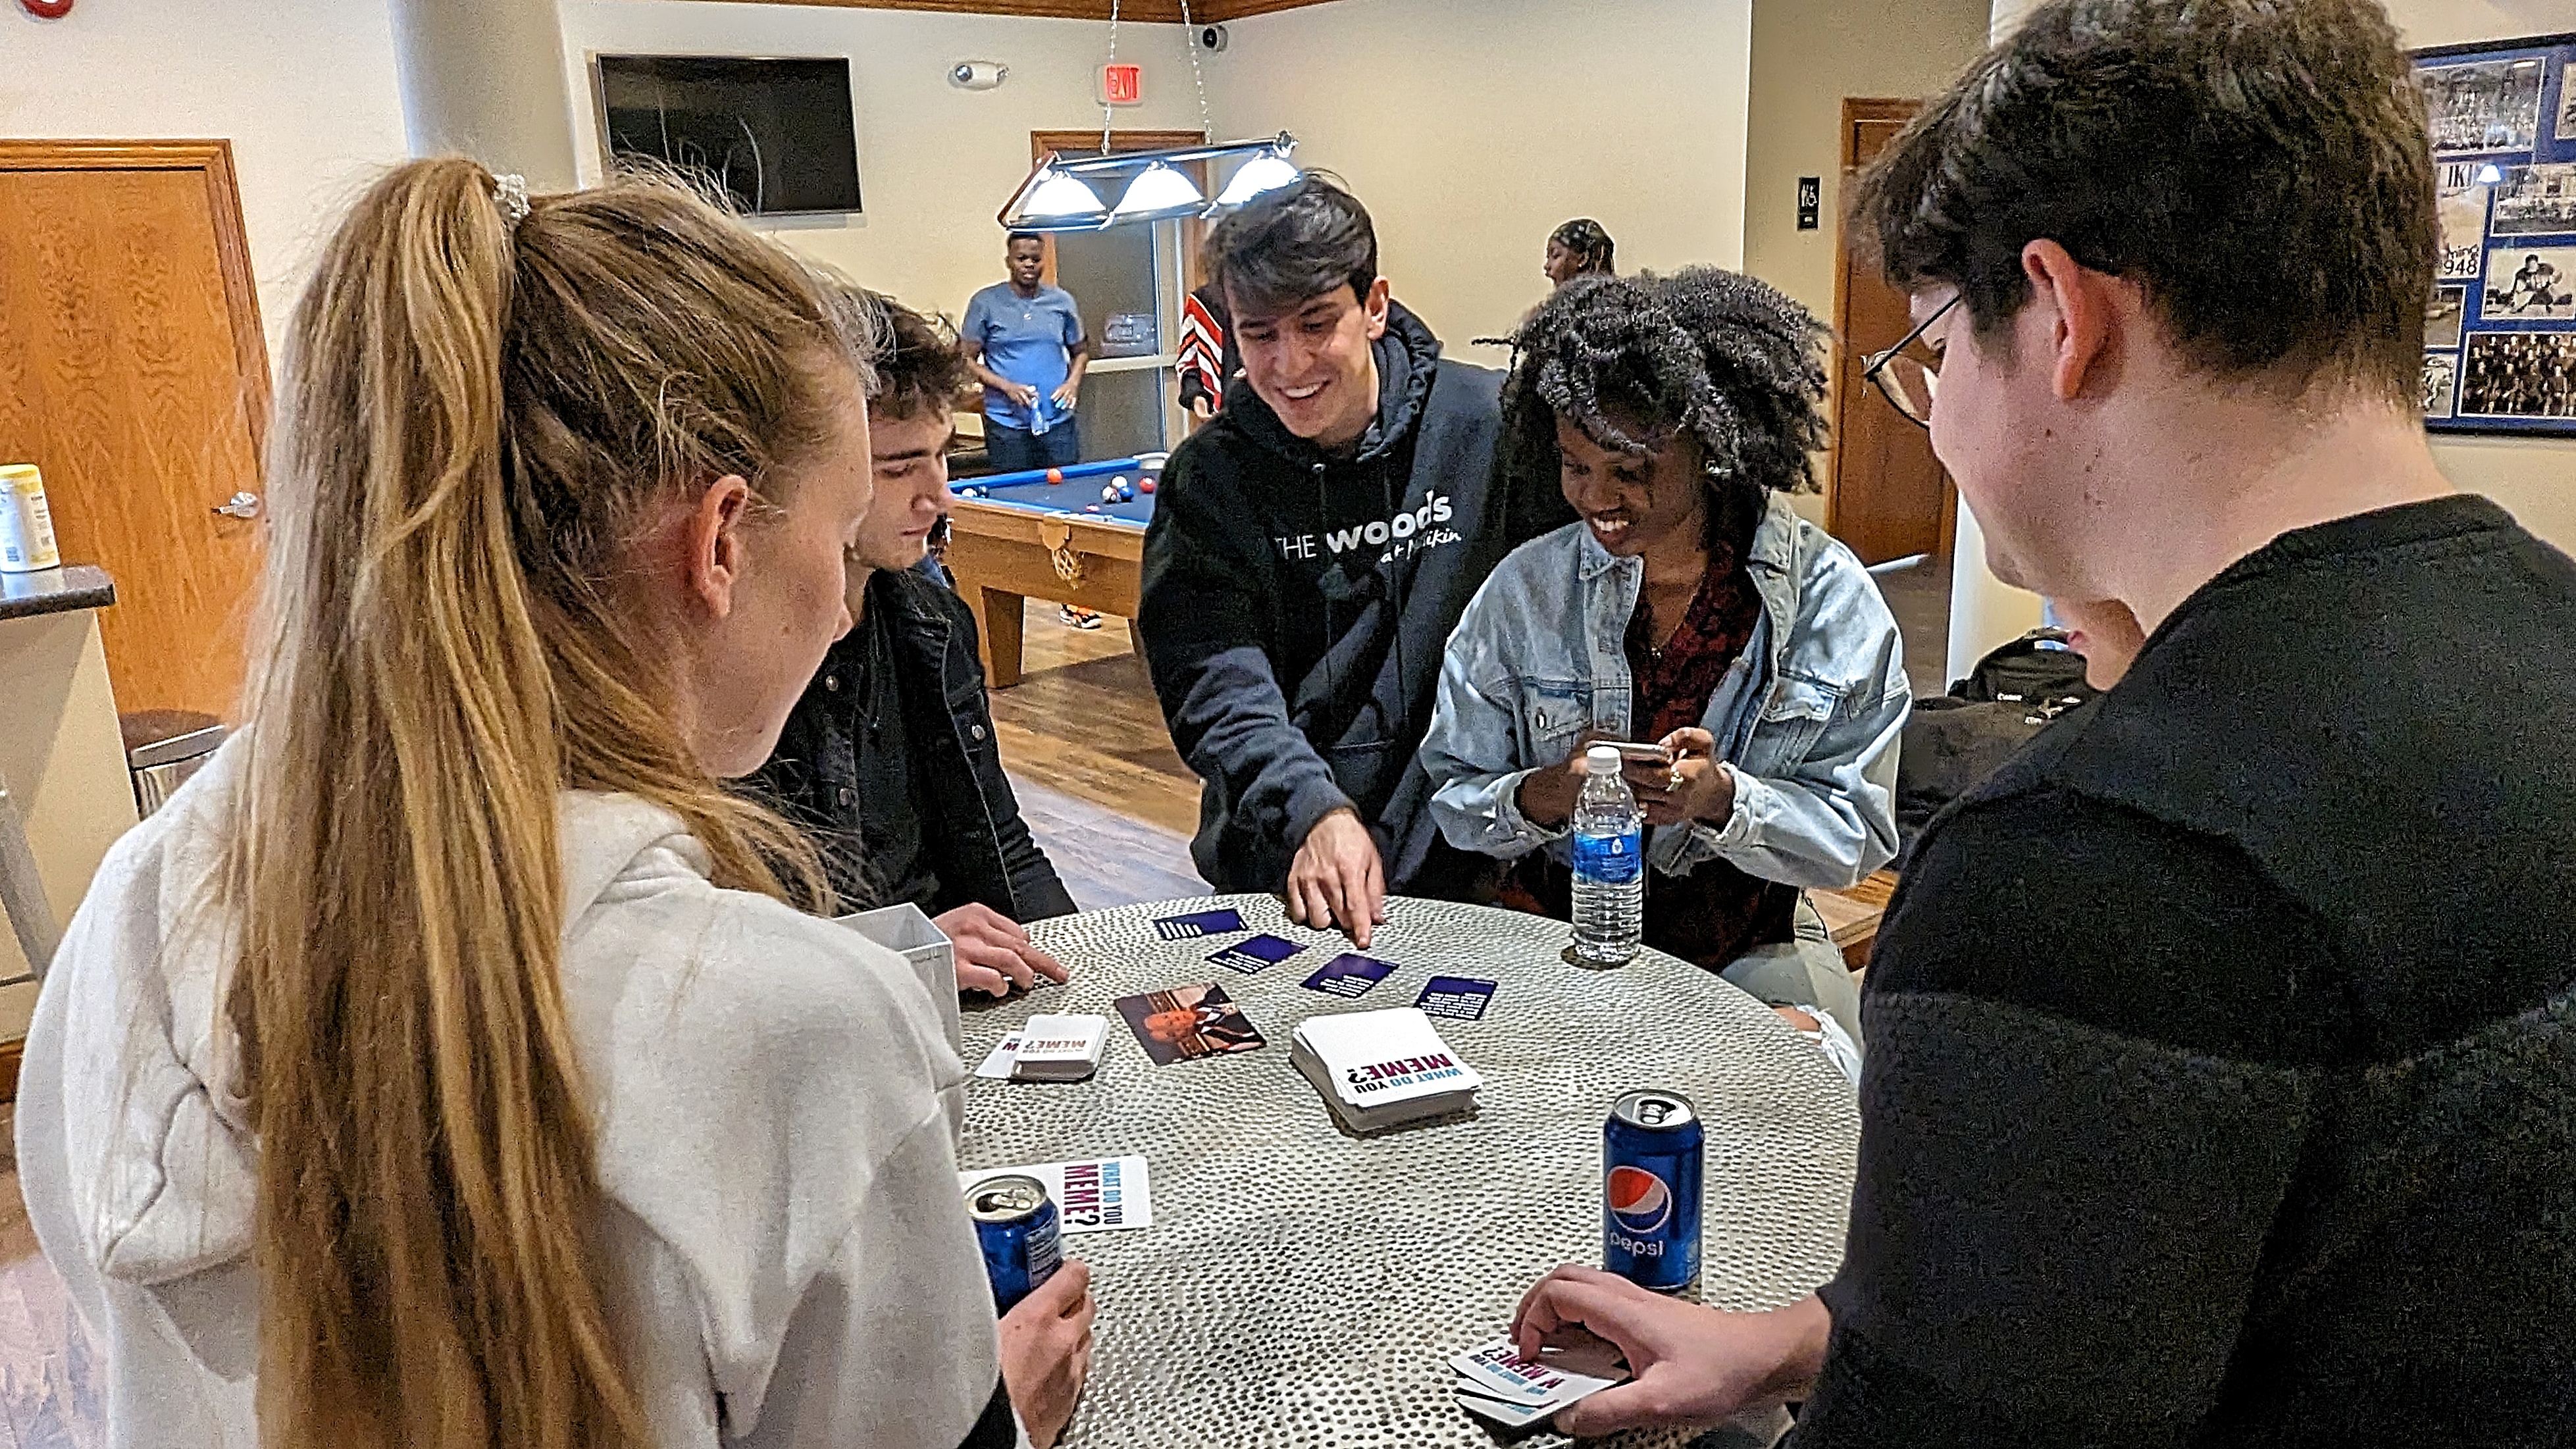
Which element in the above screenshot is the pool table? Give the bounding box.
[943,455,1166,688]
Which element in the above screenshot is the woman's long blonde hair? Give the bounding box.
[224,158,859,1449]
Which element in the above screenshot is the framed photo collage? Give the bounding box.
[2417,33,2576,436]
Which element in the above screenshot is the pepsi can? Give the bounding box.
[967,1174,1063,1314]
[1603,1089,1703,1294]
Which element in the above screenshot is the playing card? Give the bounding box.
[1151,907,1247,940]
[1301,952,1395,998]
[1455,1388,1553,1429]
[1208,932,1304,973]
[973,1031,1023,1080]
[959,1155,1152,1233]
[1450,1336,1628,1419]
[1114,982,1268,1065]
[1449,1341,1562,1404]
[1414,975,1497,1021]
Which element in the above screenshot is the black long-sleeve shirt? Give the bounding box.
[1797,496,2576,1447]
[750,559,1075,923]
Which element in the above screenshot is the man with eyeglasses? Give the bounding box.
[1505,2,2576,1444]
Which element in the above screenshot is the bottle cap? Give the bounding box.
[1585,744,1622,774]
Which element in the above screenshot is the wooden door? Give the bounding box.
[0,141,269,720]
[1826,101,1955,565]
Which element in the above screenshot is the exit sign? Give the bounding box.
[1102,63,1143,105]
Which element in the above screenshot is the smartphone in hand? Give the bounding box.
[1606,740,1674,766]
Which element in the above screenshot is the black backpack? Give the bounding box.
[1893,630,2094,867]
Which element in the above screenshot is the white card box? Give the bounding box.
[1012,1013,1108,1081]
[835,903,960,1054]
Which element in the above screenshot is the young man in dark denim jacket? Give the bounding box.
[751,293,1074,996]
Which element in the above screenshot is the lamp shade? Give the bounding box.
[1212,151,1301,209]
[1025,167,1109,218]
[1110,161,1207,221]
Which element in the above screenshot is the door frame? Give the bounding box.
[0,140,271,459]
[1026,128,1209,294]
[1824,100,1955,558]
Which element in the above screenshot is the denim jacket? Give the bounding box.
[1422,494,1908,888]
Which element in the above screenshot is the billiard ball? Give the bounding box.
[1141,478,1156,494]
[1102,484,1120,503]
[1046,468,1064,484]
[1083,504,1101,513]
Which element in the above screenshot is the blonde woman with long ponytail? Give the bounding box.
[13,159,1092,1449]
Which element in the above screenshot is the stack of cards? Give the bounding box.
[1289,1006,1482,1132]
[1009,1013,1108,1081]
[1449,1336,1630,1429]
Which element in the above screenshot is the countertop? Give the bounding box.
[0,565,115,621]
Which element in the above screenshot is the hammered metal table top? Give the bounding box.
[959,894,1860,1449]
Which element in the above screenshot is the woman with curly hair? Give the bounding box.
[1422,268,1907,1052]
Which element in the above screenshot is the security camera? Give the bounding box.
[949,60,1008,91]
[1195,24,1229,53]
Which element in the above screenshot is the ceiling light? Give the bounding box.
[997,132,1300,233]
[1211,149,1301,211]
[1109,161,1206,222]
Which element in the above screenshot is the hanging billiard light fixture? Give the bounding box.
[993,0,1302,232]
[998,133,1302,232]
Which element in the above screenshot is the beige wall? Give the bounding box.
[1951,0,2576,675]
[1205,0,1757,362]
[1,0,413,353]
[1742,0,1992,331]
[1742,0,1992,523]
[555,0,1206,326]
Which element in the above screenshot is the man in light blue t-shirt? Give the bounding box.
[962,232,1092,474]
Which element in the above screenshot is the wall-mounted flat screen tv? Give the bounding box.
[594,55,862,216]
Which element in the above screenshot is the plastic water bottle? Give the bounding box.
[1570,744,1644,966]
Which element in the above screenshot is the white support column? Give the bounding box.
[1945,499,2044,684]
[388,0,580,191]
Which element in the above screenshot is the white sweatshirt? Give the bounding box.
[16,742,1016,1448]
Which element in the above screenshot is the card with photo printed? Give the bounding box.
[1208,933,1304,973]
[1414,976,1497,1021]
[1301,952,1395,998]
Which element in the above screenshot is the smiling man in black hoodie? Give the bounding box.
[1139,176,1570,945]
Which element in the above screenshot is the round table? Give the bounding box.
[960,894,1860,1449]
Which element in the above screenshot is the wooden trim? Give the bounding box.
[1029,129,1211,161]
[0,140,273,465]
[0,1036,21,1105]
[675,0,1195,20]
[1199,0,1340,15]
[1824,99,1922,540]
[657,0,1339,17]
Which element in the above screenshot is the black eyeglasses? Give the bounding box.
[1862,293,1958,429]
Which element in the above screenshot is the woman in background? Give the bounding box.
[14,161,1089,1449]
[1424,268,1907,1056]
[1543,218,1616,288]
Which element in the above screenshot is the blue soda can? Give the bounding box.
[967,1174,1063,1315]
[1603,1089,1703,1294]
